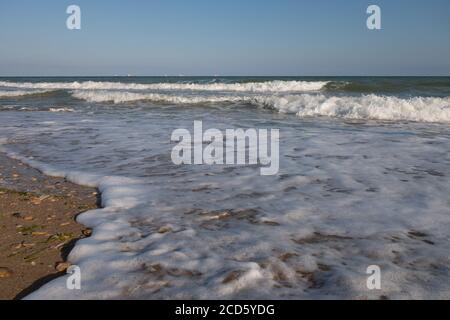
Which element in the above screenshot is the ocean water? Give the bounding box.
[0,76,449,299]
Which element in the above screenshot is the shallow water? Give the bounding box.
[0,77,449,299]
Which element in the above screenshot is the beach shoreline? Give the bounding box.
[1,76,449,299]
[0,152,99,299]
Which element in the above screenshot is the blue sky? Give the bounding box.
[0,0,449,76]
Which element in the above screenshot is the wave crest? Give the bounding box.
[0,90,54,98]
[0,80,328,93]
[252,94,450,123]
[71,90,242,104]
[71,90,450,123]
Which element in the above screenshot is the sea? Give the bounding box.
[0,76,449,299]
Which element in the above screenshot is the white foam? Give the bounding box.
[0,90,53,97]
[71,90,450,123]
[252,94,450,123]
[71,90,243,104]
[49,107,75,112]
[1,103,449,300]
[0,80,328,93]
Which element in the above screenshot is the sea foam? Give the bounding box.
[70,90,450,123]
[0,80,328,92]
[0,90,54,97]
[252,94,450,123]
[1,93,450,299]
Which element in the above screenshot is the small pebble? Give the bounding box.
[82,228,93,237]
[0,267,13,278]
[55,262,70,272]
[158,226,172,234]
[31,232,49,236]
[39,195,50,201]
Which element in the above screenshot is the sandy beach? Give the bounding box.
[0,152,99,299]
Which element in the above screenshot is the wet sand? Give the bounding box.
[0,153,99,300]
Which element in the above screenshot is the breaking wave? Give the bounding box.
[71,90,243,104]
[71,90,450,123]
[253,94,450,123]
[0,90,55,98]
[3,79,450,123]
[0,80,328,93]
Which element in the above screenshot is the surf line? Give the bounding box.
[171,120,280,176]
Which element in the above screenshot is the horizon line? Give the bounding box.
[1,75,450,78]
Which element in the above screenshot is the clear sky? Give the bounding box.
[0,0,449,76]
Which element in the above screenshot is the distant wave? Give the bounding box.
[3,79,450,123]
[3,79,449,95]
[0,104,75,112]
[324,79,450,94]
[49,107,75,112]
[71,90,243,104]
[71,90,450,123]
[0,90,55,98]
[0,80,328,93]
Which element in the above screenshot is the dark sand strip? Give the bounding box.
[0,153,99,300]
